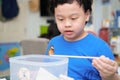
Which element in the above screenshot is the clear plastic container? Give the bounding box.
[9,55,68,80]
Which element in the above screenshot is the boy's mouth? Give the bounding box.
[64,30,73,35]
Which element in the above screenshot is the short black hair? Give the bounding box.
[49,0,93,14]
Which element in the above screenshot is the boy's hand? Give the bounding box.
[92,55,118,80]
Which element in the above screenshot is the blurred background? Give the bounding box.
[0,0,120,79]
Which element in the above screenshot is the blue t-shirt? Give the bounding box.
[46,33,114,80]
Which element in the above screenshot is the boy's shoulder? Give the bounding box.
[50,35,63,41]
[87,33,107,44]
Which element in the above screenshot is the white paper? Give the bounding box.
[36,67,58,80]
[59,74,74,80]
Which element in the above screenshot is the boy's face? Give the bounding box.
[55,1,90,41]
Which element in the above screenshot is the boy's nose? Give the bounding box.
[64,20,71,28]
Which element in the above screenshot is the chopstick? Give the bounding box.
[50,55,98,59]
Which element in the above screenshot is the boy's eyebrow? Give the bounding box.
[55,14,62,17]
[71,13,80,16]
[55,13,80,17]
[55,14,65,18]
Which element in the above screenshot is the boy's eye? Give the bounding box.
[71,17,77,20]
[58,18,64,21]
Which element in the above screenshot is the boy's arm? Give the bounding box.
[102,73,120,80]
[112,73,120,80]
[92,56,119,80]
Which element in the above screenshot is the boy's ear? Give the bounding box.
[85,10,91,22]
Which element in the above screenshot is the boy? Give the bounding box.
[46,0,120,80]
